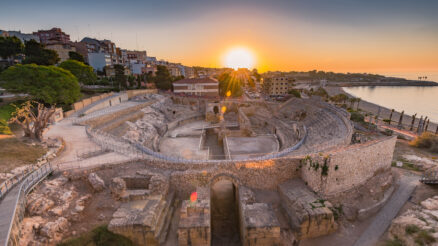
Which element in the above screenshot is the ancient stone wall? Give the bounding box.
[300,136,396,197]
[126,89,158,99]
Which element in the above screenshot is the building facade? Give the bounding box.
[0,30,40,43]
[45,43,76,62]
[33,28,70,45]
[88,53,112,71]
[267,77,295,96]
[173,78,219,97]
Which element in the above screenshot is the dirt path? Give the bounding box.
[44,119,132,170]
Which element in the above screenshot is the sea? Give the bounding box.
[343,86,438,123]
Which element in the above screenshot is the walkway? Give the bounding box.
[353,173,419,246]
[0,183,20,245]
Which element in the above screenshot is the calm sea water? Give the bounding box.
[343,86,438,123]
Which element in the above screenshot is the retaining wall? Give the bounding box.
[300,136,397,197]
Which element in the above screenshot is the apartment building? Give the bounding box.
[266,76,295,96]
[33,28,70,45]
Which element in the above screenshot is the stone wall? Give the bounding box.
[126,89,158,99]
[300,136,397,197]
[83,93,129,115]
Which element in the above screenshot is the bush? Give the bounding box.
[410,133,438,153]
[384,238,404,246]
[59,225,133,246]
[350,111,364,123]
[406,224,420,235]
[415,230,436,245]
[288,89,301,98]
[0,119,12,135]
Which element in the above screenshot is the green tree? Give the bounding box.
[114,64,127,89]
[23,40,59,65]
[0,36,23,63]
[0,64,81,105]
[68,51,85,62]
[154,65,172,90]
[59,59,97,85]
[218,71,243,97]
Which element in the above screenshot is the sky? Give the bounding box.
[1,0,438,79]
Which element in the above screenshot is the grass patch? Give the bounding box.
[0,138,46,173]
[405,224,420,235]
[414,230,436,246]
[384,238,404,246]
[58,225,133,246]
[391,160,421,172]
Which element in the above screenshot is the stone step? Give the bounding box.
[122,189,151,201]
[154,191,175,243]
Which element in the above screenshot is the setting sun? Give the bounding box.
[223,47,255,70]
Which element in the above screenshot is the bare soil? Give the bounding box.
[0,137,46,174]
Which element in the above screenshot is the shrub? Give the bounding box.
[350,111,364,123]
[288,89,301,98]
[410,133,438,153]
[406,224,420,235]
[415,230,436,245]
[384,238,404,246]
[0,119,12,135]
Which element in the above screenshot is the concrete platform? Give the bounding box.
[225,135,279,160]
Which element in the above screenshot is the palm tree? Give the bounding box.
[388,109,395,125]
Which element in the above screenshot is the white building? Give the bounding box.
[88,52,112,71]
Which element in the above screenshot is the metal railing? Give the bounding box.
[0,166,37,201]
[4,162,53,246]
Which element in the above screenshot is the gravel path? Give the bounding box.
[353,173,419,246]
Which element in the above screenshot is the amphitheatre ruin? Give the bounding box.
[7,90,397,245]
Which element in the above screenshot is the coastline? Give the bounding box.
[325,86,438,135]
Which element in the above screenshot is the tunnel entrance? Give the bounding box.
[211,179,241,246]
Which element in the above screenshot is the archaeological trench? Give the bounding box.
[17,92,397,245]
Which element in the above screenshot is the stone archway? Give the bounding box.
[209,174,242,246]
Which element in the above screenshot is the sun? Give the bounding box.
[223,47,255,70]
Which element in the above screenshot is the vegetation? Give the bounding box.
[68,51,85,63]
[153,65,173,90]
[0,104,15,135]
[330,93,349,104]
[415,230,436,245]
[0,64,81,105]
[384,238,404,246]
[59,225,133,246]
[9,101,56,141]
[410,133,438,153]
[113,64,128,89]
[288,89,301,98]
[218,70,246,97]
[23,39,59,65]
[59,60,97,85]
[350,111,365,123]
[0,36,23,63]
[405,224,420,235]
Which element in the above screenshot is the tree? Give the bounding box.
[23,39,59,65]
[68,51,85,62]
[0,36,23,63]
[154,65,172,90]
[218,71,244,97]
[114,64,127,89]
[9,101,56,141]
[59,59,97,85]
[0,64,81,105]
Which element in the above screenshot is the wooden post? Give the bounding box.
[397,110,404,129]
[425,119,430,132]
[417,116,424,134]
[388,109,394,125]
[410,113,417,131]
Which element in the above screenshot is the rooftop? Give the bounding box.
[173,78,218,84]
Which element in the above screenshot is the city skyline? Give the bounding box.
[1,0,438,79]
